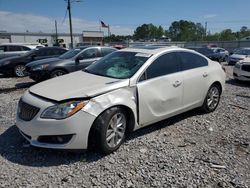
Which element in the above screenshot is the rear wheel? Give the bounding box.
[50,70,67,78]
[89,107,127,154]
[14,65,27,77]
[201,84,221,113]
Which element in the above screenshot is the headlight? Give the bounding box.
[41,100,88,119]
[31,64,49,71]
[0,61,11,66]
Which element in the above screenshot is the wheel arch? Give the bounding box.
[87,104,136,149]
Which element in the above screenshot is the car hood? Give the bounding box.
[230,54,247,59]
[29,71,129,101]
[26,57,61,67]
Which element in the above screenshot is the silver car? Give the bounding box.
[16,46,226,154]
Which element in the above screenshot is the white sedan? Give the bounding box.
[16,46,226,154]
[233,58,250,81]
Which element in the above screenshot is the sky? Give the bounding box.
[0,0,250,36]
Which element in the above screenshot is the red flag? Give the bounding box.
[100,20,109,28]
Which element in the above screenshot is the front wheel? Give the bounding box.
[201,84,221,113]
[89,107,127,154]
[14,65,27,77]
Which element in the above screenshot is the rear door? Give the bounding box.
[177,51,210,108]
[137,52,183,126]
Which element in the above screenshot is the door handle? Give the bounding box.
[203,72,208,77]
[173,80,182,87]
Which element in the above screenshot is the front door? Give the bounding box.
[136,52,183,126]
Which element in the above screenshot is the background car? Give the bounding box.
[210,47,229,62]
[0,47,67,77]
[228,47,250,65]
[0,43,44,59]
[233,58,250,81]
[26,46,117,82]
[16,46,225,154]
[187,46,228,63]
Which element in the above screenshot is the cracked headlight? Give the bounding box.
[41,101,88,120]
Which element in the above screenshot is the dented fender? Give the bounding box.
[82,87,139,131]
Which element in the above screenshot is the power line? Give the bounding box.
[61,7,68,25]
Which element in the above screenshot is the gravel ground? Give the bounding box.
[0,66,249,187]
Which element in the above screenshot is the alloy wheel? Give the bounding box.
[106,113,126,148]
[15,65,26,77]
[206,86,220,110]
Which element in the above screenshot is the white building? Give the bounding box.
[0,31,104,48]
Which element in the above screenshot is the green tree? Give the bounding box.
[168,20,205,41]
[219,29,236,41]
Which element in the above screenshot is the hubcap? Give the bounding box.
[207,87,220,110]
[106,113,126,148]
[15,65,26,77]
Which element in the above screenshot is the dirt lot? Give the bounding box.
[0,66,249,187]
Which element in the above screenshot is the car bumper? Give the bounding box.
[233,68,250,81]
[16,91,97,150]
[28,70,50,81]
[0,65,12,74]
[233,73,250,81]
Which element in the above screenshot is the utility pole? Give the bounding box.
[205,22,208,38]
[55,20,58,46]
[67,0,73,48]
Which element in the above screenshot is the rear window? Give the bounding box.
[178,52,208,70]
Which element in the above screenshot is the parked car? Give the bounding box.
[0,43,44,59]
[233,58,250,81]
[0,47,67,77]
[26,46,117,82]
[16,46,226,154]
[187,46,227,62]
[228,47,250,65]
[211,47,229,62]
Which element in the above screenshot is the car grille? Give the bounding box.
[18,99,40,121]
[242,65,250,72]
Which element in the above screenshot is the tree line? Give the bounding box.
[105,20,250,42]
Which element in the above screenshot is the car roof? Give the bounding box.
[121,46,179,55]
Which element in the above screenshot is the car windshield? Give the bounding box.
[84,51,150,79]
[234,49,250,55]
[21,48,37,57]
[59,48,82,59]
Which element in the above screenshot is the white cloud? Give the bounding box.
[204,14,217,19]
[0,11,134,35]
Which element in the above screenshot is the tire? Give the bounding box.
[14,65,27,77]
[89,107,127,154]
[50,70,67,78]
[201,84,221,113]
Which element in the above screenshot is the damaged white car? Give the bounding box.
[16,46,226,154]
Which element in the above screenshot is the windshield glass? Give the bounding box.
[234,49,250,55]
[84,51,150,79]
[59,48,81,59]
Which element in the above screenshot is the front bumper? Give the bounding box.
[28,70,50,81]
[233,67,250,81]
[16,91,97,149]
